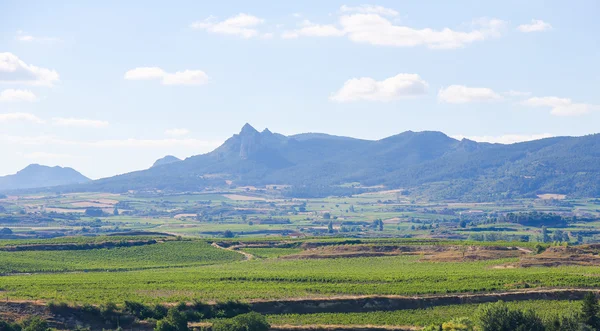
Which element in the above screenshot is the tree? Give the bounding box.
[212,312,270,331]
[581,292,600,329]
[85,207,104,217]
[323,212,331,220]
[327,221,334,234]
[459,220,467,228]
[553,230,564,242]
[0,227,12,235]
[223,230,235,238]
[542,226,550,243]
[113,207,119,216]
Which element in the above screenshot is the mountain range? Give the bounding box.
[3,124,600,200]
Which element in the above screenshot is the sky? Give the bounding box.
[1,0,599,179]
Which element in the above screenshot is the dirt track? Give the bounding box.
[211,242,255,260]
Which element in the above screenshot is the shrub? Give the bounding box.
[21,316,49,331]
[124,301,154,320]
[476,301,544,331]
[0,320,21,331]
[442,317,474,331]
[47,301,70,315]
[212,312,269,331]
[154,308,188,331]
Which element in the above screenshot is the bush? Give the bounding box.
[0,320,21,331]
[442,317,474,331]
[212,301,251,319]
[21,316,48,331]
[154,308,188,331]
[47,301,70,315]
[212,312,269,331]
[124,301,154,320]
[476,301,544,331]
[581,292,600,329]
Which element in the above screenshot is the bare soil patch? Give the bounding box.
[282,244,526,262]
[224,194,267,201]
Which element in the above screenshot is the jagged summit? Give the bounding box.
[240,123,259,135]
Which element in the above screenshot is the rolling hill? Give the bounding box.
[0,164,90,192]
[23,124,600,200]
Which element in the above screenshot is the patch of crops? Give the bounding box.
[0,241,242,273]
[0,235,167,247]
[240,248,303,258]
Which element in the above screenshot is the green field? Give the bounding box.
[0,241,242,273]
[2,252,600,304]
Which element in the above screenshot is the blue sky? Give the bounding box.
[1,0,599,179]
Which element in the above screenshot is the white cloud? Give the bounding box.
[331,73,428,102]
[438,85,503,104]
[284,13,506,49]
[15,31,60,43]
[124,67,209,86]
[0,89,37,102]
[518,19,552,32]
[124,67,165,80]
[190,13,265,38]
[504,90,531,97]
[0,112,44,124]
[282,20,345,39]
[165,128,190,137]
[452,133,554,144]
[163,70,209,86]
[52,118,109,128]
[0,52,60,86]
[340,5,399,17]
[340,16,506,49]
[522,96,596,116]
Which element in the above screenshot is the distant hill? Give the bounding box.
[151,155,182,168]
[0,164,90,192]
[39,124,600,200]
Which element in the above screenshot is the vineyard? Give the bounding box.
[2,245,600,304]
[265,300,582,327]
[0,240,242,273]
